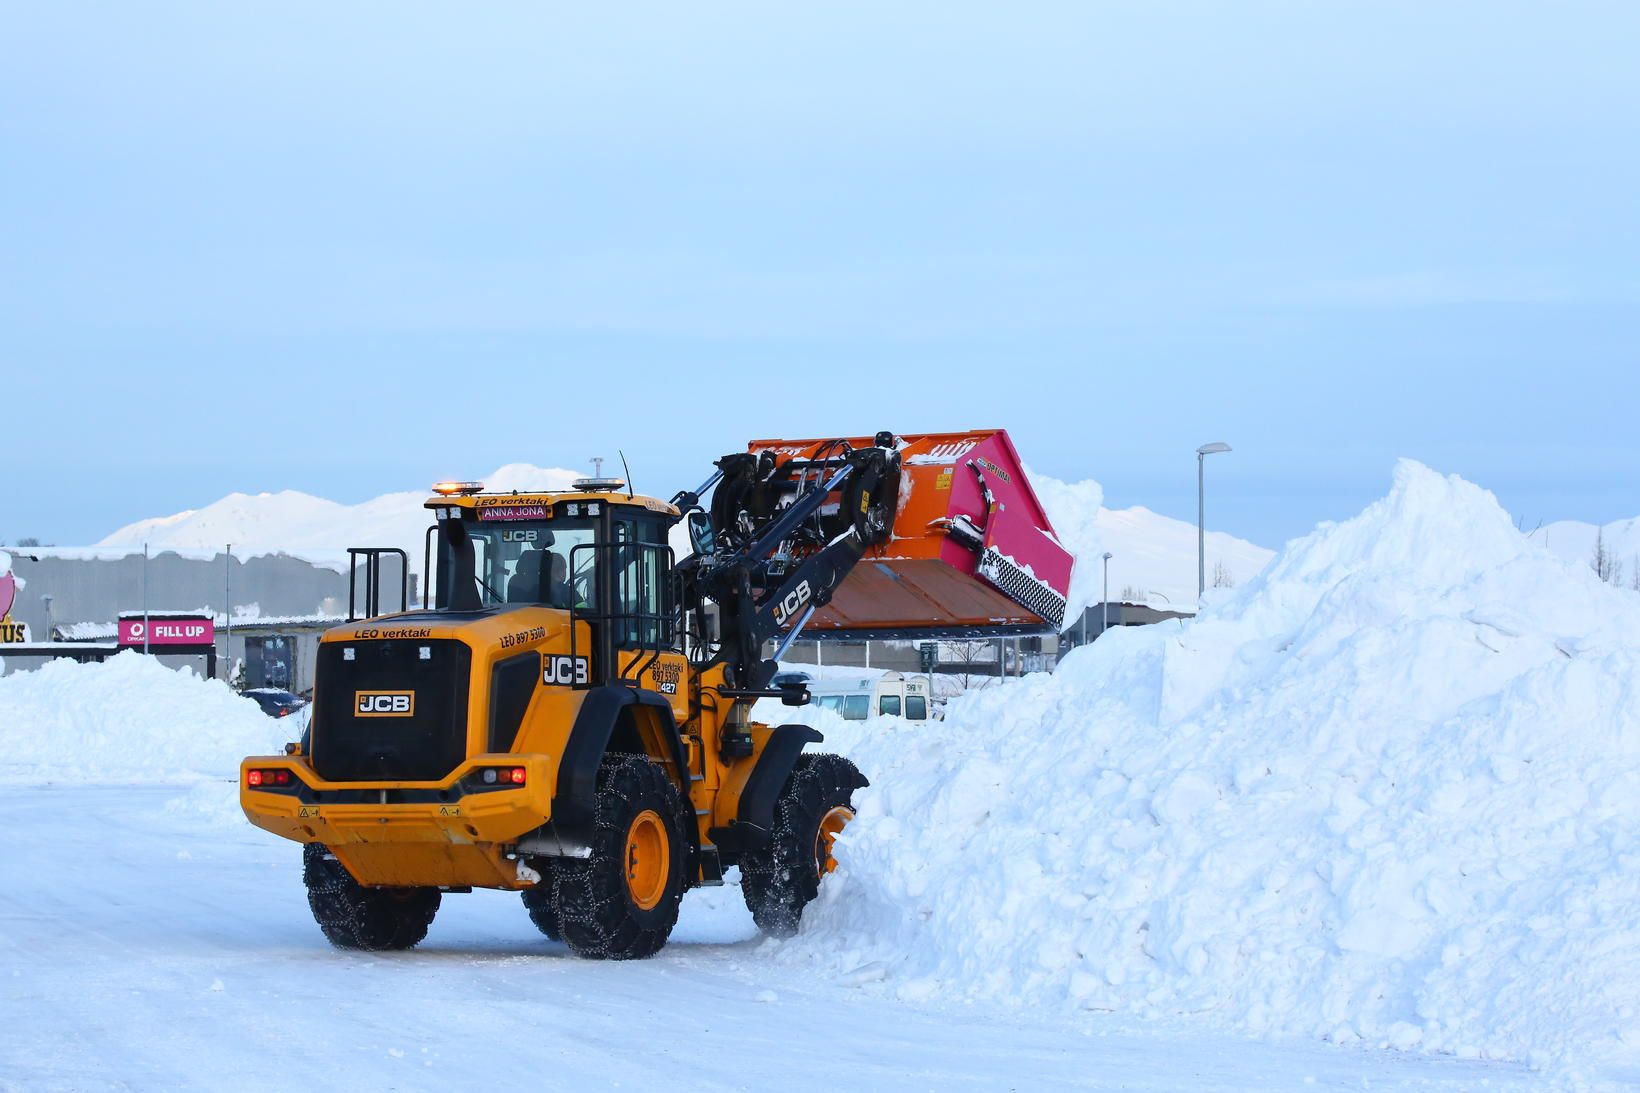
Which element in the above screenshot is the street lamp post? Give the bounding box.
[224,544,233,682]
[42,594,53,644]
[1101,552,1112,638]
[1196,442,1232,600]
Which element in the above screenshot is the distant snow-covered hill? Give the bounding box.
[97,464,582,568]
[1530,516,1640,583]
[1028,472,1275,615]
[94,462,1274,613]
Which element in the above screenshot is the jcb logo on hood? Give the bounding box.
[543,655,589,686]
[356,690,415,717]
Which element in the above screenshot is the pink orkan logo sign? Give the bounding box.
[119,618,215,646]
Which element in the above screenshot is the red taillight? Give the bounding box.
[277,707,291,718]
[246,768,294,788]
[509,767,526,785]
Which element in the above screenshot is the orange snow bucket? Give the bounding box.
[746,430,1074,639]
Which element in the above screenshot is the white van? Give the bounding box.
[807,670,933,722]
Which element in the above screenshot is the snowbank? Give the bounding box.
[781,461,1640,1072]
[0,652,288,785]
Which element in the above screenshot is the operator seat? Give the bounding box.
[507,549,546,603]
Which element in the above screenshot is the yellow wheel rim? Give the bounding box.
[815,805,854,876]
[625,809,669,911]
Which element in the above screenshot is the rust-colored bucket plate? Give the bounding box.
[747,430,1074,638]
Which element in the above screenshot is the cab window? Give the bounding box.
[843,694,868,720]
[609,516,674,648]
[436,518,595,610]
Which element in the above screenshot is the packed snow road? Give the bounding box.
[0,785,1536,1092]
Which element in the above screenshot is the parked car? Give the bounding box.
[243,688,307,719]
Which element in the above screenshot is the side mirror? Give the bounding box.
[779,681,811,707]
[687,511,716,556]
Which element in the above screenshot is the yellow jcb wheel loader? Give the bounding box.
[241,430,1072,957]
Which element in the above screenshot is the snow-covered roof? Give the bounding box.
[56,621,118,641]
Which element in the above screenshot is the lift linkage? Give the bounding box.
[675,431,902,692]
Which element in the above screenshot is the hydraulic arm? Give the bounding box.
[675,431,902,692]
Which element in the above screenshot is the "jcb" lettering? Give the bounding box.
[543,656,589,686]
[772,580,812,627]
[355,691,415,717]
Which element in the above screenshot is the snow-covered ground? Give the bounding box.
[0,785,1538,1092]
[6,460,1639,1087]
[0,658,1535,1090]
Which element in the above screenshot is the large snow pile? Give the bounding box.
[784,461,1640,1071]
[96,463,582,568]
[1028,471,1274,615]
[0,653,286,784]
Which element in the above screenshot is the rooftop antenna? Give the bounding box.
[619,450,635,499]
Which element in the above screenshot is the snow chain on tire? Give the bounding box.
[520,862,562,942]
[551,753,689,960]
[740,752,865,938]
[302,843,441,951]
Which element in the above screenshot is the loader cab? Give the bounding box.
[427,485,680,680]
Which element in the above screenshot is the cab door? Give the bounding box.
[609,513,690,723]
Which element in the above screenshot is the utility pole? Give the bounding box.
[142,543,150,655]
[1196,442,1232,599]
[1102,552,1112,638]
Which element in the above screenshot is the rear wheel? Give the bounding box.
[520,863,561,941]
[302,843,440,951]
[740,753,865,937]
[552,754,688,960]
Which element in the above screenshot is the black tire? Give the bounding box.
[552,754,688,960]
[302,843,441,951]
[520,865,562,942]
[740,752,865,938]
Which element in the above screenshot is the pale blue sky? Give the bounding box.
[3,2,1637,548]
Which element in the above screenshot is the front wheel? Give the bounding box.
[302,843,441,950]
[552,754,688,960]
[740,753,866,937]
